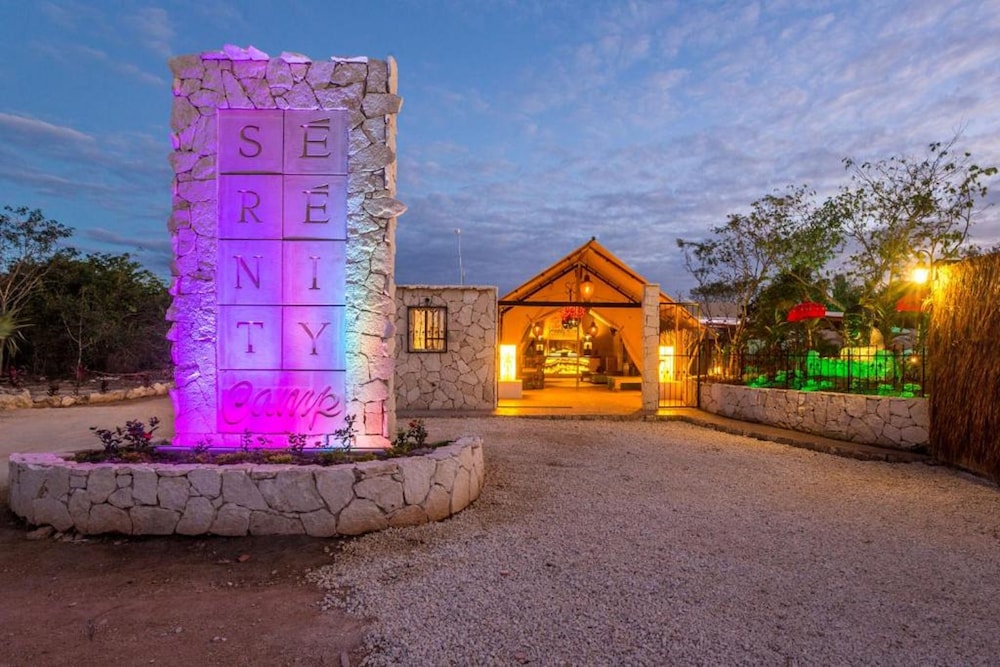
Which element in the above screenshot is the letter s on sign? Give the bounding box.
[238,124,263,158]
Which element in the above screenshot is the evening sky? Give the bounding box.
[1,0,998,296]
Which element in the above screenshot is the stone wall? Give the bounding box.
[395,286,497,411]
[8,438,483,537]
[0,383,171,410]
[699,383,929,449]
[167,45,403,448]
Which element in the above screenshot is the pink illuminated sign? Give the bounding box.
[217,109,348,440]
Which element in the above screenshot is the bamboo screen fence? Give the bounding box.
[928,254,1000,481]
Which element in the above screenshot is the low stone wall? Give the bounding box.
[8,437,484,537]
[699,384,928,450]
[0,383,172,411]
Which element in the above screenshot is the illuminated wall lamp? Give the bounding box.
[580,274,594,301]
[658,345,675,382]
[911,263,931,284]
[499,344,518,382]
[498,344,523,399]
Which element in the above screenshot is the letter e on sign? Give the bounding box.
[283,110,348,175]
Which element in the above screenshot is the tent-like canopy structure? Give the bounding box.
[498,238,701,385]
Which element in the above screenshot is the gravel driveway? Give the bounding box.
[312,418,1000,666]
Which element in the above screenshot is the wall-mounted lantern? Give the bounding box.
[580,274,594,302]
[911,263,931,285]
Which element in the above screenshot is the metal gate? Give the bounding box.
[658,303,702,407]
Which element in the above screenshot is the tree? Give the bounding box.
[678,185,844,372]
[746,268,836,354]
[824,136,997,341]
[0,206,73,372]
[16,252,170,377]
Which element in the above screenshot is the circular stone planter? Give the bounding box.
[8,437,484,537]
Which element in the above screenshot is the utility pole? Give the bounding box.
[455,228,465,285]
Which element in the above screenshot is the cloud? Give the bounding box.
[394,0,1000,297]
[38,0,102,30]
[14,0,1000,296]
[84,227,172,254]
[0,111,171,253]
[0,112,94,145]
[0,161,113,199]
[125,7,174,58]
[193,0,248,30]
[28,41,167,87]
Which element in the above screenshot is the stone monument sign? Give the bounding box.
[168,45,403,448]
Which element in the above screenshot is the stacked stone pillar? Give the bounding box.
[641,284,660,414]
[167,45,403,448]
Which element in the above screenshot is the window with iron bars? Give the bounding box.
[408,306,448,352]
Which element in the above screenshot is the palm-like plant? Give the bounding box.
[0,310,28,375]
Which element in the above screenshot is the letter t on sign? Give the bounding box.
[236,321,264,353]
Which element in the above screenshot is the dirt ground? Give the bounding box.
[1,394,372,665]
[0,500,369,666]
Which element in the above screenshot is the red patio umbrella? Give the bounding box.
[786,301,827,323]
[895,292,925,313]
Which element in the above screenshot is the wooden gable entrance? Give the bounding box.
[498,238,703,410]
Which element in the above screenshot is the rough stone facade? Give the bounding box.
[8,437,483,537]
[167,45,403,448]
[395,286,497,411]
[700,383,929,449]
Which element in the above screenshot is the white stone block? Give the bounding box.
[337,499,387,535]
[132,469,159,505]
[32,497,73,532]
[107,488,134,509]
[316,467,356,514]
[86,467,117,504]
[249,511,304,535]
[422,484,451,522]
[385,505,425,528]
[355,475,404,513]
[89,504,132,534]
[210,503,251,536]
[451,467,472,513]
[900,425,929,446]
[221,471,269,510]
[131,507,179,535]
[433,457,459,492]
[257,471,325,513]
[188,468,221,497]
[176,496,215,535]
[301,509,339,537]
[157,476,190,511]
[399,457,435,505]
